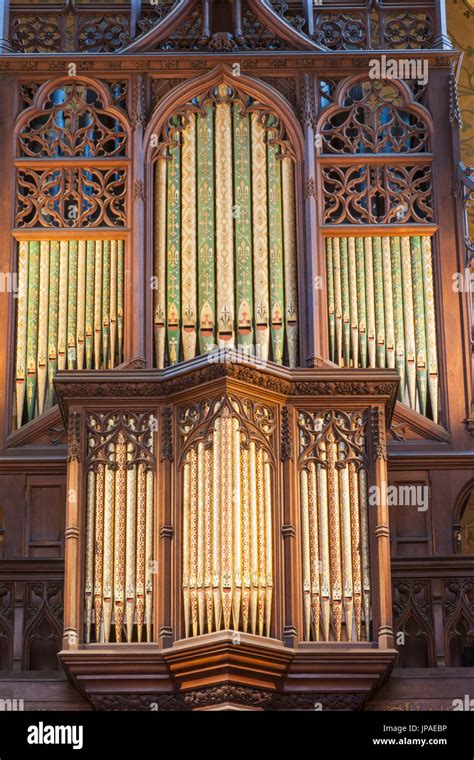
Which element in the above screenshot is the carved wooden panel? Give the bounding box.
[392,578,436,667]
[22,581,63,671]
[0,583,14,671]
[443,577,474,666]
[24,476,65,558]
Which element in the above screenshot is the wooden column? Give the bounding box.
[158,406,174,648]
[281,405,299,647]
[62,410,82,650]
[130,74,146,362]
[372,406,393,650]
[0,74,15,444]
[301,73,326,365]
[428,66,471,449]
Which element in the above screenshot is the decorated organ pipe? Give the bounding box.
[14,239,125,428]
[84,412,155,644]
[326,236,439,422]
[180,395,275,638]
[152,85,298,369]
[298,410,371,643]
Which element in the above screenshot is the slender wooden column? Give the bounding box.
[371,407,393,650]
[130,74,146,362]
[301,73,326,364]
[159,407,173,647]
[281,405,298,647]
[62,410,82,651]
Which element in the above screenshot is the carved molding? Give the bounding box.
[371,407,387,461]
[131,74,146,129]
[67,412,81,463]
[161,407,174,461]
[280,405,292,461]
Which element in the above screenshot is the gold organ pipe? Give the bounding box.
[145,467,154,643]
[308,462,321,641]
[85,470,96,644]
[37,241,50,416]
[182,456,191,638]
[338,461,353,640]
[220,410,233,629]
[197,441,206,634]
[215,95,234,349]
[189,447,199,637]
[263,455,273,638]
[327,433,342,641]
[125,443,136,643]
[204,445,213,633]
[232,418,242,630]
[93,463,105,643]
[15,241,28,427]
[57,241,68,372]
[181,114,197,361]
[348,238,359,368]
[358,468,371,641]
[212,418,222,631]
[113,434,127,641]
[102,460,114,643]
[349,463,362,640]
[317,444,331,642]
[76,241,86,370]
[135,462,147,642]
[241,443,251,633]
[301,469,311,641]
[110,240,117,368]
[249,441,259,635]
[256,446,266,636]
[364,237,376,368]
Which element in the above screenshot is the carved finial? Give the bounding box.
[67,412,81,463]
[281,406,292,461]
[449,60,462,128]
[301,73,315,130]
[371,407,387,461]
[132,74,146,129]
[161,407,173,462]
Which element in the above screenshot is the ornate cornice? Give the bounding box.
[54,353,399,425]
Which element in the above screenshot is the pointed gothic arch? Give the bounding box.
[144,66,306,369]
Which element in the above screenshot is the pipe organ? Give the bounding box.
[56,359,398,707]
[325,235,439,421]
[180,395,275,638]
[298,409,371,642]
[84,411,155,644]
[153,84,298,369]
[14,240,125,428]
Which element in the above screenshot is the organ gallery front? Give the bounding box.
[0,0,473,712]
